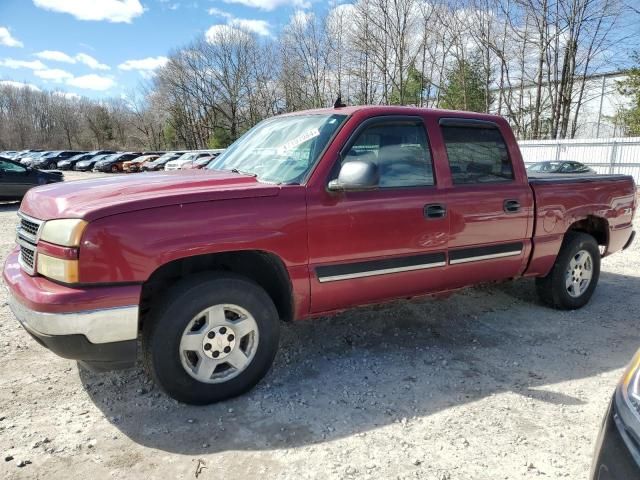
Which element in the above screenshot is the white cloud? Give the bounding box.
[34,68,74,82]
[118,56,169,71]
[35,50,76,63]
[0,80,40,91]
[205,24,250,43]
[0,58,47,70]
[32,0,144,23]
[289,9,312,27]
[0,27,23,48]
[228,18,271,36]
[206,9,272,41]
[223,0,310,11]
[75,53,110,70]
[66,74,115,90]
[208,7,234,19]
[33,51,110,70]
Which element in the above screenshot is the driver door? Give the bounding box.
[306,116,449,313]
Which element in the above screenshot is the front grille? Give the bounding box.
[16,212,43,275]
[20,217,40,238]
[20,244,35,270]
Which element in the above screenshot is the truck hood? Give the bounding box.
[20,170,280,221]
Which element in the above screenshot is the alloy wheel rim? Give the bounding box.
[179,304,259,384]
[565,249,593,298]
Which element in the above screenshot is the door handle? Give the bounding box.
[424,203,447,219]
[503,199,521,213]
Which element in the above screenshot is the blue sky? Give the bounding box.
[0,0,329,99]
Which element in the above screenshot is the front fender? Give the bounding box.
[78,189,308,284]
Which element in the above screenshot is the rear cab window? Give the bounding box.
[440,119,514,185]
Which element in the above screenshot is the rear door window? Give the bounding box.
[441,124,514,184]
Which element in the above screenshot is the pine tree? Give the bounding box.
[617,53,640,135]
[439,57,487,112]
[389,63,428,106]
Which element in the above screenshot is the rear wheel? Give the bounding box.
[536,232,600,309]
[143,273,280,404]
[110,164,119,173]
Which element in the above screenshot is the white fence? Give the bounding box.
[518,137,640,183]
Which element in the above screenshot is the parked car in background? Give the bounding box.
[527,161,596,174]
[165,150,224,170]
[591,348,640,479]
[169,152,214,170]
[0,151,18,159]
[17,150,47,166]
[141,151,186,171]
[122,154,158,173]
[186,155,217,169]
[32,151,84,170]
[0,156,63,200]
[12,150,37,162]
[4,106,636,405]
[57,152,94,171]
[75,153,112,172]
[94,152,142,173]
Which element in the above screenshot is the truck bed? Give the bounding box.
[528,173,634,185]
[524,172,636,278]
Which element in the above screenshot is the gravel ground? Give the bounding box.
[1,171,639,479]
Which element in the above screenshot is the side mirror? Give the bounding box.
[328,160,379,192]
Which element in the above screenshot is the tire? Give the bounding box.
[535,231,600,310]
[142,272,280,404]
[111,165,119,173]
[48,162,56,169]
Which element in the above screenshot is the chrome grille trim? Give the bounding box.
[16,212,44,243]
[16,236,37,275]
[16,212,43,275]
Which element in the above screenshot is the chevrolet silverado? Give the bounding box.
[3,106,636,404]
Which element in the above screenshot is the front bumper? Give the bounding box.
[591,396,640,479]
[3,250,140,371]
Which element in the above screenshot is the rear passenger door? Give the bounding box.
[437,118,533,287]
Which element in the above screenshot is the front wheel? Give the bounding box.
[110,164,119,173]
[536,232,601,309]
[143,273,280,404]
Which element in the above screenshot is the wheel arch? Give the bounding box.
[566,215,609,250]
[139,250,294,329]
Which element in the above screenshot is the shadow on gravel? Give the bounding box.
[80,271,640,454]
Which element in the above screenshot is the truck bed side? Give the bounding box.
[525,174,636,277]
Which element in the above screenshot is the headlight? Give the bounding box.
[40,219,87,247]
[37,254,79,283]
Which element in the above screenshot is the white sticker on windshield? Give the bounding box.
[276,128,320,155]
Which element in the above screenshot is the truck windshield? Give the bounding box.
[207,113,347,184]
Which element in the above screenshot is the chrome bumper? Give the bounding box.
[8,294,138,344]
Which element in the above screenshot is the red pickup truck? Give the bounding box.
[3,106,636,404]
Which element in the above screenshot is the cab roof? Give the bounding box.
[282,105,506,124]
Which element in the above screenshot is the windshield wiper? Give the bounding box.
[230,168,257,177]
